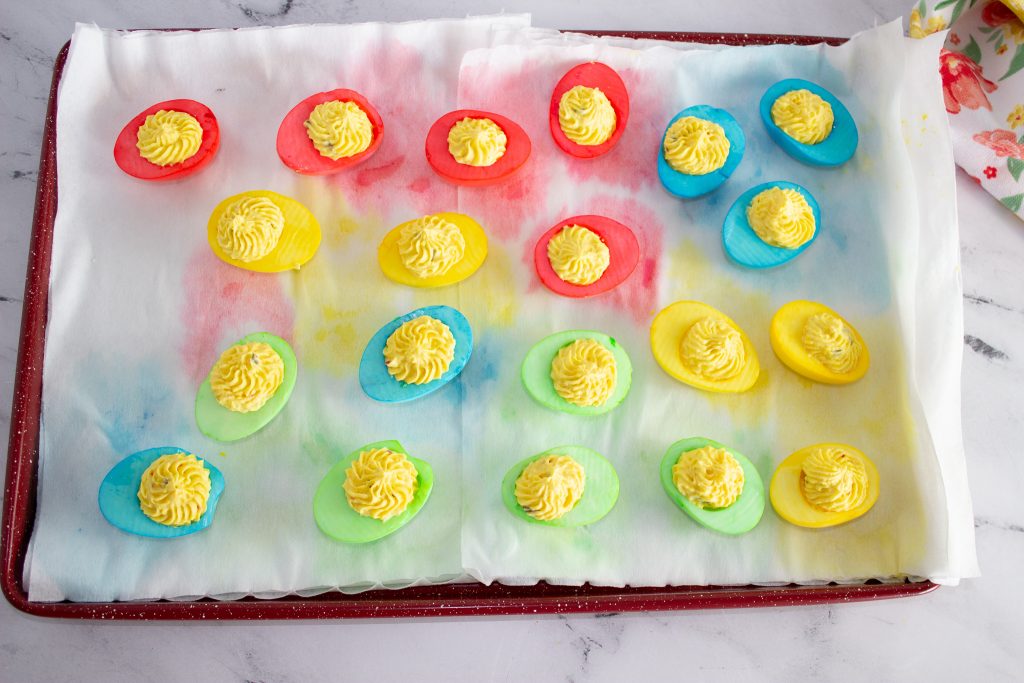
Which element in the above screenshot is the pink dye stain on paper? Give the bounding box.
[180,248,295,382]
[326,39,453,216]
[524,195,663,324]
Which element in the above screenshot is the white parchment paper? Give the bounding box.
[27,16,530,602]
[456,23,977,587]
[26,19,975,602]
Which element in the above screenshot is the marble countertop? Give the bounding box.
[1,1,1021,680]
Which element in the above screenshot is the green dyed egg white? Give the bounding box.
[659,437,765,535]
[501,445,619,527]
[314,440,433,544]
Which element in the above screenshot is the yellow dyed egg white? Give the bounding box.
[378,212,488,288]
[650,301,760,393]
[207,190,321,273]
[770,300,869,384]
[769,443,879,528]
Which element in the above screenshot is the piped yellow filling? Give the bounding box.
[447,117,507,167]
[558,85,617,146]
[397,214,466,278]
[550,338,617,408]
[137,453,211,526]
[342,447,418,521]
[802,312,862,374]
[210,342,285,413]
[304,100,373,160]
[771,89,834,144]
[216,196,285,262]
[672,446,745,509]
[547,224,610,285]
[681,317,746,381]
[514,454,586,521]
[136,110,203,167]
[663,116,730,175]
[746,187,815,249]
[383,316,455,385]
[800,447,868,512]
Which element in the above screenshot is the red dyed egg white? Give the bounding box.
[534,215,640,298]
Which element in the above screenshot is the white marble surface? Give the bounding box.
[0,1,1021,680]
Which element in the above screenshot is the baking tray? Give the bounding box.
[1,29,938,619]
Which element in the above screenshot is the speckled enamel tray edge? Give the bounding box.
[0,31,938,620]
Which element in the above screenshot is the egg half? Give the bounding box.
[501,445,619,527]
[378,213,488,288]
[313,439,434,543]
[425,109,531,186]
[520,330,632,416]
[769,443,879,528]
[722,181,821,269]
[548,62,630,159]
[358,305,473,403]
[195,332,298,443]
[659,437,765,535]
[276,88,384,175]
[207,190,321,273]
[770,300,869,384]
[657,105,745,199]
[650,301,760,393]
[98,446,225,539]
[533,215,640,298]
[760,78,858,167]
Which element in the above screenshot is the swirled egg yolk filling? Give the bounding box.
[137,453,211,526]
[397,214,467,278]
[210,342,286,413]
[800,447,868,512]
[681,317,746,381]
[802,312,862,374]
[550,338,617,407]
[136,110,203,167]
[663,116,730,175]
[216,196,285,262]
[547,224,610,285]
[672,446,745,509]
[304,100,374,160]
[771,89,834,144]
[447,117,507,167]
[558,85,617,146]
[514,454,586,521]
[342,447,419,521]
[383,315,456,385]
[746,187,815,249]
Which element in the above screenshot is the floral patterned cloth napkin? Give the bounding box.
[912,0,1024,216]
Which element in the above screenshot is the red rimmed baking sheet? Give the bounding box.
[1,30,938,620]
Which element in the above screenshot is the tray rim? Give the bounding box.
[1,29,937,620]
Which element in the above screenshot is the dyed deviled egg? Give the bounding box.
[276,88,384,175]
[99,446,225,538]
[650,301,759,393]
[760,79,858,167]
[501,445,619,527]
[314,440,433,543]
[195,332,298,442]
[359,305,473,403]
[770,301,869,384]
[659,437,765,535]
[521,330,632,416]
[533,215,639,298]
[378,212,488,288]
[425,109,531,186]
[113,99,219,181]
[770,443,879,528]
[549,62,629,158]
[722,181,820,269]
[208,190,321,272]
[658,105,745,199]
